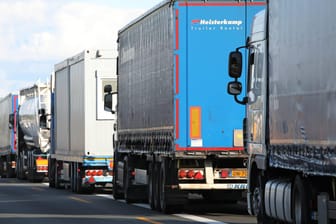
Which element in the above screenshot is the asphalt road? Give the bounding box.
[0,178,257,224]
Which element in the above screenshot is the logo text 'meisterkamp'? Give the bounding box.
[199,19,243,26]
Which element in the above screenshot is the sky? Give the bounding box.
[0,0,162,97]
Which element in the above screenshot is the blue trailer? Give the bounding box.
[105,0,265,213]
[0,94,18,178]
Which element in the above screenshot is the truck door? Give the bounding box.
[246,39,267,155]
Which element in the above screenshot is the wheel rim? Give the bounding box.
[252,187,261,216]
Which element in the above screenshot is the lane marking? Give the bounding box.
[69,196,90,204]
[94,194,226,224]
[31,187,45,192]
[44,185,227,223]
[136,216,162,224]
[174,214,227,224]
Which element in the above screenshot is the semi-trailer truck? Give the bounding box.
[227,0,336,223]
[11,82,51,181]
[0,94,18,178]
[104,0,265,213]
[48,49,117,193]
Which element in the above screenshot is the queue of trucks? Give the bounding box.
[1,0,335,222]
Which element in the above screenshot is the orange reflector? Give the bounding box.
[231,169,247,178]
[190,106,201,139]
[109,160,114,169]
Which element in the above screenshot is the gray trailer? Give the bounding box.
[49,49,117,193]
[227,0,336,223]
[0,94,18,177]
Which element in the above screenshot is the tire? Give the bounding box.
[70,163,75,192]
[48,159,55,188]
[16,152,26,180]
[112,153,124,200]
[153,162,161,211]
[123,156,134,203]
[148,162,155,209]
[159,160,174,214]
[251,172,272,224]
[74,163,84,194]
[55,160,62,189]
[292,175,311,224]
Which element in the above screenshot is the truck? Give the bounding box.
[227,0,336,223]
[48,49,117,193]
[11,82,51,181]
[104,0,265,213]
[0,94,18,178]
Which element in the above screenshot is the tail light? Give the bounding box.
[85,169,106,177]
[178,168,204,180]
[178,169,187,178]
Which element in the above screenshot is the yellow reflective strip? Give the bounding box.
[190,106,201,139]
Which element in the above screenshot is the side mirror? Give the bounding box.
[104,84,112,93]
[104,93,113,112]
[227,81,242,96]
[8,114,14,130]
[228,51,243,78]
[38,108,46,115]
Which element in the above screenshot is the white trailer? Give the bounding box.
[49,49,117,193]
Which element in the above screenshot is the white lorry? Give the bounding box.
[48,49,117,193]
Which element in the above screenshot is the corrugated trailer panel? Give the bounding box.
[118,2,174,132]
[269,0,336,146]
[268,0,336,174]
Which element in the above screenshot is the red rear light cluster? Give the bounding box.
[85,169,104,177]
[178,169,204,180]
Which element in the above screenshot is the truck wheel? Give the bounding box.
[75,163,84,194]
[0,158,5,178]
[153,162,161,211]
[6,155,15,178]
[70,163,75,192]
[292,175,311,224]
[148,162,155,209]
[112,153,123,200]
[48,158,55,188]
[159,160,173,213]
[123,156,134,203]
[252,172,271,224]
[55,160,62,189]
[16,152,26,180]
